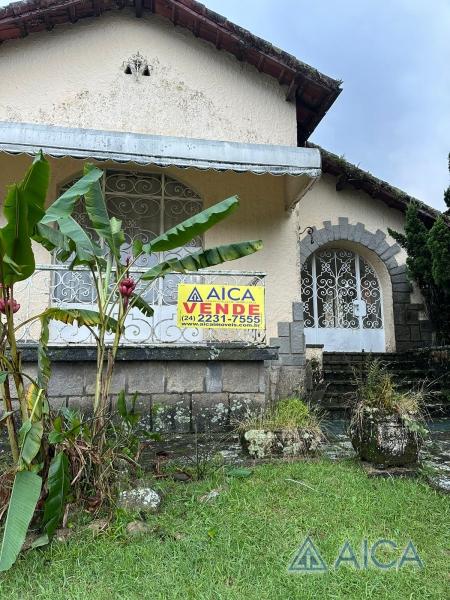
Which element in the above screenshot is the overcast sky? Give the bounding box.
[1,0,449,209]
[204,0,450,210]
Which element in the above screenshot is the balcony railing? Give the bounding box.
[14,265,266,347]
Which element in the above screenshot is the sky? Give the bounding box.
[203,0,450,210]
[0,0,449,209]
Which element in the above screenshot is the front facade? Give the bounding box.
[0,2,438,428]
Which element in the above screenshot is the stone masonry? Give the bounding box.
[267,302,307,401]
[11,356,269,434]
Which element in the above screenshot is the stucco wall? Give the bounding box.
[0,11,296,146]
[0,154,300,340]
[298,174,408,259]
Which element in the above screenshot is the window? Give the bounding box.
[53,171,203,304]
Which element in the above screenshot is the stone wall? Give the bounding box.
[12,346,275,433]
[267,302,308,401]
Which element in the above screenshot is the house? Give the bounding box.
[0,1,437,429]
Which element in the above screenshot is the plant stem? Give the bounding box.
[4,287,27,422]
[0,367,19,463]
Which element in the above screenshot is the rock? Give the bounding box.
[126,520,151,536]
[240,428,322,459]
[55,528,73,543]
[87,518,109,535]
[241,429,276,459]
[118,487,161,513]
[172,471,191,482]
[199,488,221,503]
[427,475,450,494]
[349,410,422,467]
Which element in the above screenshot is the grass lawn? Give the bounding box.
[0,459,448,600]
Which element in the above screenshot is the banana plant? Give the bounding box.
[41,163,262,447]
[0,155,111,571]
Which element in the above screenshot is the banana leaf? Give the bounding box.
[19,420,44,467]
[82,167,125,258]
[42,451,70,538]
[0,152,49,284]
[32,222,70,254]
[0,471,42,572]
[129,294,154,317]
[57,215,104,266]
[40,307,118,333]
[141,240,262,281]
[137,195,239,255]
[40,165,103,225]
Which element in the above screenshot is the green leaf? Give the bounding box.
[42,451,70,538]
[20,151,50,228]
[110,217,126,257]
[48,431,65,445]
[141,240,262,281]
[41,307,118,333]
[30,534,49,549]
[142,195,240,254]
[32,222,70,254]
[0,470,42,572]
[0,371,8,384]
[117,390,127,420]
[0,471,42,564]
[38,314,51,391]
[0,185,32,284]
[132,238,143,257]
[57,216,104,266]
[0,152,50,284]
[19,420,44,467]
[82,167,125,258]
[129,294,154,317]
[225,467,253,478]
[40,166,103,224]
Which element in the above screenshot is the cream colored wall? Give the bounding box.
[0,11,296,146]
[298,174,408,260]
[297,174,420,352]
[0,154,299,340]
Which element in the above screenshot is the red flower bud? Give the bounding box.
[0,298,20,314]
[119,277,136,298]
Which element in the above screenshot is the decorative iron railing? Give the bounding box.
[14,265,266,346]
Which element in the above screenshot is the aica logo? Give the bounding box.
[186,287,203,302]
[288,537,327,573]
[288,537,423,573]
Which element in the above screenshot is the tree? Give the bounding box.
[389,155,450,344]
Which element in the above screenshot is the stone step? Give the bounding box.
[322,367,435,378]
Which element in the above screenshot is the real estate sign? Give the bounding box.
[177,283,265,330]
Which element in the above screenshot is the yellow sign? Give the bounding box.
[177,283,265,330]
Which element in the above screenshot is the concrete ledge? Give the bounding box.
[18,344,278,363]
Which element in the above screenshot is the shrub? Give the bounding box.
[240,397,322,433]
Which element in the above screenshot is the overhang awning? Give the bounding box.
[0,121,321,207]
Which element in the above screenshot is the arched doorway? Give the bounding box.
[301,248,385,352]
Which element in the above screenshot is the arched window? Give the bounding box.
[62,170,203,265]
[53,170,203,306]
